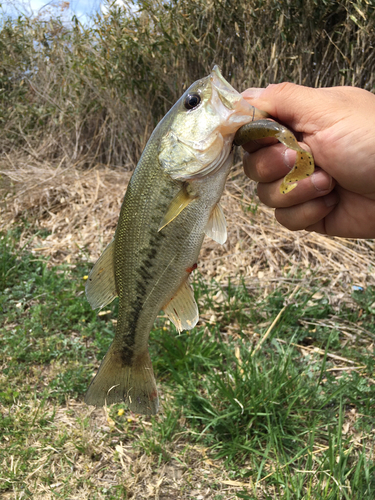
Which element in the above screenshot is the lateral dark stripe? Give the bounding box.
[118,200,169,366]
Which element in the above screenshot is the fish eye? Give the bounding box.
[184,93,201,110]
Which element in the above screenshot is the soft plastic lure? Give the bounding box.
[234,119,314,194]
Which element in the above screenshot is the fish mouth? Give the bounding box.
[210,65,269,122]
[210,65,242,110]
[160,67,266,181]
[209,66,256,135]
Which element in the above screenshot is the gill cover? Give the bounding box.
[159,66,255,181]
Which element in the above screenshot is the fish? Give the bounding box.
[84,66,314,415]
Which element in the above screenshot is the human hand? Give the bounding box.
[241,83,375,238]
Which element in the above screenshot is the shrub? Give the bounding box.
[1,0,375,168]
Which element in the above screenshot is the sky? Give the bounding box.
[1,0,107,23]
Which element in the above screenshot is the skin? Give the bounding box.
[240,83,375,238]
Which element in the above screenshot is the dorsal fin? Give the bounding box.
[85,239,117,310]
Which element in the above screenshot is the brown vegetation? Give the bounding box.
[1,1,375,286]
[1,0,375,170]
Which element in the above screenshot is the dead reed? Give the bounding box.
[1,159,374,300]
[1,0,375,170]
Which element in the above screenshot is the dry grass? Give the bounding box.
[1,398,254,499]
[2,1,375,169]
[0,160,130,263]
[2,159,374,294]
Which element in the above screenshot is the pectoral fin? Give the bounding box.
[163,281,199,333]
[234,119,314,194]
[85,239,117,310]
[158,186,196,231]
[205,203,227,244]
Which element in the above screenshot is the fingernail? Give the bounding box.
[324,192,339,207]
[283,148,296,170]
[312,170,332,192]
[242,88,265,99]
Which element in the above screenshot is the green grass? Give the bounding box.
[1,229,375,498]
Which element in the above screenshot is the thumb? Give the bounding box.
[242,83,328,133]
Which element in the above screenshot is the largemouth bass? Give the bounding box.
[85,67,314,415]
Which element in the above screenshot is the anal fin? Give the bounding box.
[163,281,199,333]
[159,186,196,231]
[205,203,227,244]
[85,239,117,310]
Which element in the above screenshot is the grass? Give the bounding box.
[1,228,374,498]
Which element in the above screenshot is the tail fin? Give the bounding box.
[85,344,159,415]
